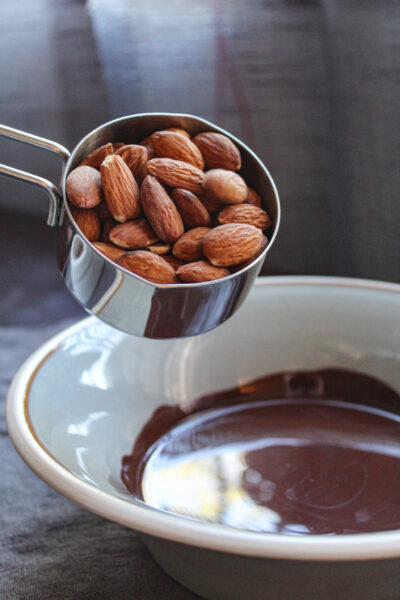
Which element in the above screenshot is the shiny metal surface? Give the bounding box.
[0,124,70,226]
[0,113,280,338]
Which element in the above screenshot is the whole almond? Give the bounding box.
[147,158,204,194]
[110,219,158,249]
[71,208,101,242]
[193,132,241,171]
[173,227,211,262]
[116,144,148,184]
[66,166,103,208]
[217,204,271,229]
[246,186,262,208]
[203,169,247,205]
[177,260,230,283]
[141,176,184,243]
[172,189,211,228]
[203,223,263,266]
[152,131,204,170]
[118,250,178,284]
[147,242,171,255]
[101,218,116,242]
[163,255,186,270]
[100,154,140,222]
[93,242,126,261]
[80,143,114,168]
[230,235,269,272]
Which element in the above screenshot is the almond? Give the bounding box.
[152,131,204,170]
[193,132,241,171]
[147,158,204,194]
[203,169,247,205]
[246,186,262,208]
[141,176,184,243]
[141,128,190,144]
[172,189,211,228]
[112,142,126,151]
[66,166,103,209]
[143,142,155,160]
[177,260,230,283]
[81,143,114,168]
[163,255,186,270]
[93,242,126,261]
[173,227,211,262]
[71,208,101,242]
[167,127,191,139]
[101,218,116,242]
[217,204,271,229]
[147,242,171,255]
[198,193,224,214]
[230,235,269,272]
[115,144,148,184]
[100,154,141,222]
[203,223,263,266]
[110,219,158,249]
[95,201,112,222]
[118,250,178,284]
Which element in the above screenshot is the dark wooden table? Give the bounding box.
[0,1,399,598]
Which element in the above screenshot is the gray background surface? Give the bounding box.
[0,0,399,598]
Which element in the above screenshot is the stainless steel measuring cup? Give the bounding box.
[0,113,280,338]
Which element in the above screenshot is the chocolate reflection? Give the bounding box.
[122,369,400,535]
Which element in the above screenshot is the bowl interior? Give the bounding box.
[27,279,400,504]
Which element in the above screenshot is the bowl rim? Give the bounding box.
[6,275,400,562]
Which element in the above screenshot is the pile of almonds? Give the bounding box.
[66,127,271,284]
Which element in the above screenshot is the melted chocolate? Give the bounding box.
[121,369,400,535]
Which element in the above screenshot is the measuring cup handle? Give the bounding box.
[0,124,71,226]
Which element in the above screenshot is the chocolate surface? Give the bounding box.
[122,369,400,535]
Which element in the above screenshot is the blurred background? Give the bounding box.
[0,0,399,327]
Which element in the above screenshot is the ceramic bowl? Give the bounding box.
[6,277,400,600]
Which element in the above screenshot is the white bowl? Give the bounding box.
[7,277,400,600]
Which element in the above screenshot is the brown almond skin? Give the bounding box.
[203,223,263,267]
[203,169,247,205]
[198,193,224,214]
[147,158,204,194]
[152,131,205,170]
[177,260,230,283]
[141,128,190,145]
[163,255,186,270]
[115,144,148,184]
[172,189,212,228]
[217,204,272,230]
[93,242,126,261]
[100,155,140,222]
[193,132,241,171]
[101,218,116,243]
[117,250,178,284]
[246,186,263,208]
[71,208,101,242]
[95,201,112,222]
[66,166,103,209]
[141,176,184,243]
[80,143,114,168]
[110,219,158,249]
[230,235,269,273]
[173,227,211,262]
[112,142,126,151]
[147,242,171,255]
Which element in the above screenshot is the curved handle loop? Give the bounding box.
[0,124,70,226]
